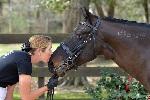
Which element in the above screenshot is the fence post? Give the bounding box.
[38,77,45,100]
[37,62,45,100]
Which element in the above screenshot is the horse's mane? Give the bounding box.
[102,16,150,28]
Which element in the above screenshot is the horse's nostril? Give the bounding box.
[48,60,55,73]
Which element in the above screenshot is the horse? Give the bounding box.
[48,8,150,92]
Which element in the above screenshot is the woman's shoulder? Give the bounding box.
[13,50,31,58]
[13,50,29,55]
[0,50,31,62]
[7,50,31,61]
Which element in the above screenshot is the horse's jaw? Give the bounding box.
[75,54,97,66]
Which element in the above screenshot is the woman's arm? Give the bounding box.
[5,84,16,100]
[19,74,48,100]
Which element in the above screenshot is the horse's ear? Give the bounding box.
[80,7,90,20]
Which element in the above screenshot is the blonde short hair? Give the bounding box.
[29,35,52,54]
[29,35,52,49]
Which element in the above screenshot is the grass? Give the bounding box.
[13,92,92,100]
[13,93,20,100]
[54,92,92,99]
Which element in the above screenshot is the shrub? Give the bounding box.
[85,72,149,100]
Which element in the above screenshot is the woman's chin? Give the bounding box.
[44,60,49,63]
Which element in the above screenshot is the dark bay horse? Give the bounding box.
[49,8,150,92]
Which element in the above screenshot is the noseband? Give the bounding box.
[54,17,101,76]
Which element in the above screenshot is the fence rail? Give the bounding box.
[32,66,127,77]
[0,34,69,43]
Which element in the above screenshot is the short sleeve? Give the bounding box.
[17,60,32,75]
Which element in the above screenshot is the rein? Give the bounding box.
[46,74,58,100]
[54,17,101,76]
[46,88,54,100]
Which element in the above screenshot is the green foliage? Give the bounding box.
[116,0,145,22]
[40,0,70,13]
[85,72,149,100]
[11,12,28,33]
[0,0,148,33]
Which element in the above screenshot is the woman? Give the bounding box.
[0,35,58,100]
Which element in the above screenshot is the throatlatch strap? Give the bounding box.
[46,88,54,100]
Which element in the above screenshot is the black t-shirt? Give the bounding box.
[0,50,32,86]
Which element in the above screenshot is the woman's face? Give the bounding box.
[40,42,52,63]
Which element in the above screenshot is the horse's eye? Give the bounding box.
[79,35,82,39]
[76,34,82,39]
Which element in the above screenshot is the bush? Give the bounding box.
[85,72,149,100]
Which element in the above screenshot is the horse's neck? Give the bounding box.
[100,20,131,51]
[99,20,150,78]
[98,20,150,89]
[100,20,150,48]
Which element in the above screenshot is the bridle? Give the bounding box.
[47,17,101,100]
[53,17,101,76]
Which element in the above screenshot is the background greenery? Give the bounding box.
[0,0,149,34]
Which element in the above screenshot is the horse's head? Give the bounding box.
[49,8,104,77]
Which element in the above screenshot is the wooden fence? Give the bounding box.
[0,34,127,100]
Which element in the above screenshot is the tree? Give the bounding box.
[63,0,90,33]
[0,1,2,32]
[107,0,116,17]
[28,0,33,33]
[0,1,3,16]
[8,0,12,33]
[92,0,116,17]
[143,0,149,23]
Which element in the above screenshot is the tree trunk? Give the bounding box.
[108,0,116,17]
[94,0,105,17]
[0,1,3,16]
[63,0,90,33]
[94,0,116,17]
[143,0,149,23]
[61,0,90,86]
[28,0,33,33]
[0,1,2,32]
[8,0,12,33]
